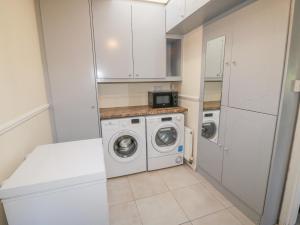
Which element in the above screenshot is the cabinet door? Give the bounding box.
[93,0,133,79]
[185,0,210,17]
[40,0,100,142]
[132,1,166,79]
[222,107,276,214]
[204,36,225,81]
[166,0,185,32]
[228,0,290,115]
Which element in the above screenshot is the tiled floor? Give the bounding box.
[107,165,256,225]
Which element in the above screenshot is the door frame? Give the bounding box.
[279,108,300,225]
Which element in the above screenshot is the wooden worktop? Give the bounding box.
[100,105,188,120]
[203,101,221,111]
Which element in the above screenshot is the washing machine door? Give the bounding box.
[109,130,142,162]
[202,121,217,140]
[152,122,181,153]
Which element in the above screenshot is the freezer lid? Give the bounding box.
[0,139,106,199]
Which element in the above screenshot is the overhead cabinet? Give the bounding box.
[92,0,133,79]
[93,0,166,80]
[166,0,252,34]
[166,0,185,32]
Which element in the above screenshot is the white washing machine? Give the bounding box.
[146,113,184,171]
[101,117,147,178]
[202,110,220,143]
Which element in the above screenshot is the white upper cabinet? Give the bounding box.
[185,0,209,16]
[93,0,133,79]
[166,0,185,32]
[132,1,166,79]
[204,36,226,81]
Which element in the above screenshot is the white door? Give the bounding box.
[228,0,290,115]
[185,0,210,17]
[166,0,185,32]
[93,0,133,79]
[132,1,166,79]
[204,36,226,81]
[222,107,277,215]
[40,0,100,142]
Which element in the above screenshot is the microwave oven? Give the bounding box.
[148,91,178,108]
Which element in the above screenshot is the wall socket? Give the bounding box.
[293,80,300,93]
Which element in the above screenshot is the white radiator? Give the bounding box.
[184,126,193,163]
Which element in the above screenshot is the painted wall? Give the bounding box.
[178,26,203,170]
[98,82,178,108]
[0,0,53,224]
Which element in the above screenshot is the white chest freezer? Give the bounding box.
[0,139,109,225]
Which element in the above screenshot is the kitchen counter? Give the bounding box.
[203,101,221,111]
[100,105,188,120]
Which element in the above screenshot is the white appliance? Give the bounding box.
[101,117,147,178]
[146,113,184,170]
[0,139,109,225]
[202,110,220,143]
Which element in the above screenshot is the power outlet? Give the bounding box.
[294,80,300,92]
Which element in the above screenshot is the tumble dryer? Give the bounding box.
[146,113,184,170]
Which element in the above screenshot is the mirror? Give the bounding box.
[201,36,225,144]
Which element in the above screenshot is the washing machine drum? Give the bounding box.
[155,127,178,147]
[202,121,217,139]
[113,135,138,158]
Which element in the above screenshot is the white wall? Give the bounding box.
[98,82,178,108]
[0,0,53,224]
[179,26,203,170]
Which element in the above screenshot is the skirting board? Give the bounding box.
[0,104,50,136]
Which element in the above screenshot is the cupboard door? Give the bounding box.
[40,0,100,142]
[185,0,209,17]
[132,1,166,79]
[228,0,290,115]
[93,0,133,79]
[222,107,276,214]
[166,0,185,32]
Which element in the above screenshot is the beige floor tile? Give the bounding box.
[183,165,209,184]
[128,171,168,199]
[228,207,256,225]
[202,182,233,208]
[136,192,188,225]
[172,184,225,220]
[109,201,142,225]
[191,209,242,225]
[159,165,199,190]
[107,176,134,205]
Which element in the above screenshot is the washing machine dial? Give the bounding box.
[175,156,183,164]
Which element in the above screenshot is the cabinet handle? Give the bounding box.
[224,147,229,151]
[135,74,140,77]
[232,61,237,66]
[225,62,230,66]
[128,74,132,77]
[91,105,95,109]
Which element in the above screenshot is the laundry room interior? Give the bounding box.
[1,0,300,225]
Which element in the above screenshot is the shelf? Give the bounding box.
[96,76,182,83]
